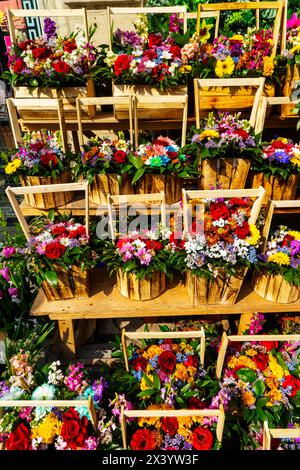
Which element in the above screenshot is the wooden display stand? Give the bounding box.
[216,332,300,379]
[263,421,300,450]
[120,405,225,450]
[121,328,206,372]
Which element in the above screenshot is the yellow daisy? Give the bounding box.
[267,252,290,266]
[215,56,235,78]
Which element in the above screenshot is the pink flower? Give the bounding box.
[8,287,19,297]
[0,267,10,282]
[122,251,133,261]
[152,144,167,155]
[136,248,152,265]
[1,247,15,258]
[287,13,300,31]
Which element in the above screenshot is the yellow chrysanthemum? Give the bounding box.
[138,416,161,427]
[242,391,256,407]
[268,355,284,380]
[227,355,257,370]
[5,159,23,175]
[174,364,189,381]
[178,416,193,429]
[274,137,288,144]
[263,57,274,77]
[267,252,290,266]
[289,230,300,240]
[266,388,282,406]
[187,366,197,379]
[140,374,153,391]
[245,348,258,357]
[215,56,235,78]
[143,345,162,359]
[153,429,163,447]
[290,154,300,167]
[199,129,220,141]
[245,224,261,246]
[178,427,193,443]
[31,413,62,445]
[192,415,204,425]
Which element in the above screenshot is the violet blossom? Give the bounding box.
[0,267,10,282]
[1,247,15,258]
[43,17,57,40]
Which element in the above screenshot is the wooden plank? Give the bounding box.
[58,320,76,359]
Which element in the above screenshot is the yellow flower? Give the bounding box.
[263,56,274,77]
[31,413,62,445]
[143,345,162,359]
[153,429,163,447]
[230,34,244,42]
[179,65,192,73]
[198,20,213,44]
[215,56,235,78]
[227,355,257,370]
[290,154,300,167]
[0,11,4,25]
[178,427,193,443]
[245,224,261,246]
[140,374,153,391]
[266,387,282,406]
[267,252,290,265]
[274,137,288,144]
[192,415,204,425]
[268,355,284,380]
[245,348,258,357]
[242,391,256,407]
[5,159,23,175]
[289,230,300,240]
[138,416,161,427]
[178,416,193,428]
[199,129,220,141]
[174,364,189,381]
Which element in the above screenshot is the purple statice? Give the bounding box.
[205,139,218,149]
[291,258,300,268]
[115,28,143,48]
[92,377,108,402]
[274,150,291,164]
[43,18,57,40]
[291,240,300,255]
[0,381,9,398]
[163,433,185,450]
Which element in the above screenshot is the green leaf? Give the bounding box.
[176,396,185,406]
[45,271,58,287]
[181,382,191,394]
[236,368,257,384]
[253,380,265,396]
[142,373,154,388]
[132,168,145,184]
[137,390,155,398]
[153,371,161,391]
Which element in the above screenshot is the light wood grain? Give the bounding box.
[263,420,300,450]
[117,270,166,301]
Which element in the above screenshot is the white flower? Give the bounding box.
[144,60,156,69]
[132,48,143,57]
[168,63,178,75]
[31,383,55,400]
[132,239,146,250]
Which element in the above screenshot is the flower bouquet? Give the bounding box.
[252,225,300,303]
[77,134,134,205]
[4,17,97,119]
[27,218,96,301]
[251,137,300,200]
[3,130,75,209]
[131,136,193,205]
[170,196,262,305]
[184,113,261,190]
[102,229,172,301]
[0,358,115,450]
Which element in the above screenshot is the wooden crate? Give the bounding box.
[113,84,188,120]
[42,265,90,302]
[136,173,183,205]
[89,173,135,205]
[281,64,300,118]
[252,272,300,304]
[19,170,74,210]
[199,158,251,190]
[263,421,300,450]
[117,270,166,301]
[250,172,299,202]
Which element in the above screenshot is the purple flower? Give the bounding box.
[0,381,9,398]
[290,258,300,268]
[291,240,300,255]
[8,287,19,297]
[274,150,291,164]
[136,248,152,266]
[0,267,10,282]
[44,17,57,40]
[1,247,15,258]
[92,377,108,402]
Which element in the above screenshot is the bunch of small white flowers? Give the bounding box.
[48,361,64,385]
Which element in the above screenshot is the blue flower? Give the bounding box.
[32,384,56,400]
[247,246,258,263]
[274,150,291,164]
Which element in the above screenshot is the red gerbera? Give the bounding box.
[51,226,67,236]
[13,58,25,73]
[192,427,214,450]
[130,429,156,450]
[145,240,163,251]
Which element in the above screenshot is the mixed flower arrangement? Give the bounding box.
[128,405,219,450]
[255,225,300,286]
[281,13,300,65]
[170,197,261,279]
[4,18,98,87]
[212,340,300,428]
[3,131,73,183]
[27,218,96,287]
[184,113,261,162]
[251,137,300,181]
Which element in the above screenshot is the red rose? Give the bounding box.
[166,150,178,160]
[192,427,214,450]
[53,60,70,74]
[51,226,66,236]
[158,350,176,374]
[145,240,163,251]
[40,153,58,167]
[148,33,163,48]
[170,44,181,58]
[132,356,148,371]
[44,242,66,259]
[61,408,89,450]
[188,397,206,410]
[282,375,300,397]
[114,54,131,77]
[184,355,199,368]
[282,234,295,247]
[161,417,179,437]
[259,341,278,352]
[130,429,156,450]
[210,202,230,221]
[235,221,250,239]
[32,47,48,59]
[13,58,25,73]
[113,150,127,164]
[251,352,269,371]
[5,423,32,450]
[64,39,77,53]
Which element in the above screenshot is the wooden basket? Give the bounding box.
[250,172,299,202]
[252,272,300,304]
[186,268,248,306]
[113,84,188,120]
[199,158,251,190]
[19,170,74,209]
[89,173,135,205]
[117,270,166,301]
[42,264,90,301]
[281,64,300,118]
[136,173,182,205]
[263,421,300,450]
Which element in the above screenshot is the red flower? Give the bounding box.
[157,350,176,374]
[32,47,48,59]
[145,240,163,251]
[51,226,67,236]
[53,60,70,74]
[148,33,163,48]
[61,408,89,450]
[117,238,131,249]
[184,355,198,368]
[282,375,300,397]
[235,221,250,239]
[161,417,179,437]
[113,150,127,164]
[233,129,250,140]
[130,429,156,450]
[251,352,269,371]
[229,198,248,207]
[170,44,181,58]
[143,49,158,60]
[40,153,58,167]
[114,54,131,77]
[44,242,66,259]
[18,40,32,51]
[210,202,230,221]
[188,397,206,409]
[166,150,178,160]
[282,234,295,247]
[64,39,77,53]
[5,423,32,450]
[30,142,45,152]
[192,427,214,450]
[259,341,278,351]
[13,58,25,73]
[231,364,248,379]
[132,356,148,371]
[67,226,86,238]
